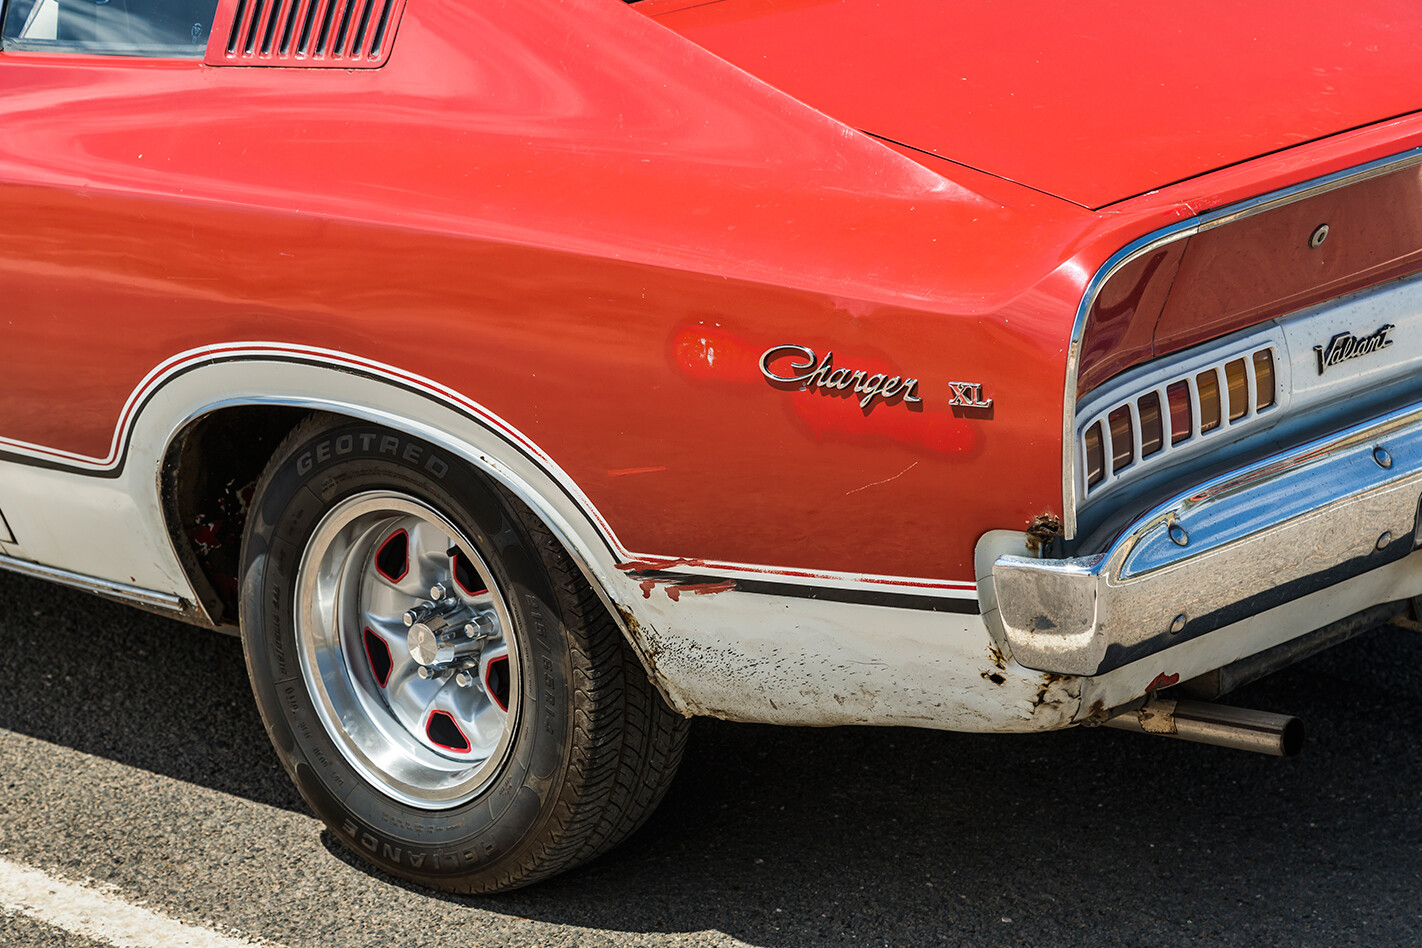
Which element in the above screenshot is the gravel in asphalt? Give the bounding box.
[1,570,1420,947]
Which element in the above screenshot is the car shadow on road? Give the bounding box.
[330,625,1422,947]
[0,571,308,814]
[5,570,1422,946]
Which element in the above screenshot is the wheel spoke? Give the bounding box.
[361,577,416,626]
[407,519,454,591]
[385,656,438,723]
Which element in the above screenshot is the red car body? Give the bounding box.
[3,0,1420,580]
[1,0,1420,890]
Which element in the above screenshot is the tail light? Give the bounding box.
[1079,346,1279,496]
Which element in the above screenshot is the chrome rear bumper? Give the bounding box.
[994,402,1422,676]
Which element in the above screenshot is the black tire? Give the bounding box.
[239,414,689,893]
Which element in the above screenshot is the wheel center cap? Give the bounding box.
[407,622,444,666]
[405,607,498,668]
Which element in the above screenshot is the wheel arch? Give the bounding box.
[142,346,670,701]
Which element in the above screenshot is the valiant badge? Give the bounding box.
[1315,324,1394,375]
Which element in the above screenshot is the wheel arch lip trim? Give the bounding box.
[1009,396,1422,677]
[1062,145,1422,540]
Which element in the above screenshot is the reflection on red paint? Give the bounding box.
[608,466,668,477]
[671,323,762,384]
[618,557,707,573]
[789,379,980,455]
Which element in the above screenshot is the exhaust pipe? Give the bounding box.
[1103,697,1303,757]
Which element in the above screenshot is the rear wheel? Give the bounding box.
[239,416,688,892]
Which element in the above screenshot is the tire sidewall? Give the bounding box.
[240,420,574,883]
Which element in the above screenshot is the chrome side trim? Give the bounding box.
[1009,396,1422,676]
[0,553,185,613]
[1062,145,1422,539]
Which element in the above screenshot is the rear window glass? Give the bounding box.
[3,0,219,56]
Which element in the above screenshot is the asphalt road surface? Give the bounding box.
[1,569,1420,947]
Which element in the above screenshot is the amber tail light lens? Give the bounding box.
[1108,405,1133,473]
[1084,422,1105,487]
[1166,381,1192,444]
[1196,369,1221,433]
[1080,345,1278,496]
[1138,392,1163,457]
[1225,358,1249,422]
[1253,349,1276,410]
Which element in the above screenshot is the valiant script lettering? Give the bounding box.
[1315,324,1394,375]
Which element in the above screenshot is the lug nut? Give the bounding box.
[464,613,496,640]
[455,671,475,688]
[430,583,447,601]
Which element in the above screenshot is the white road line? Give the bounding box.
[0,856,276,948]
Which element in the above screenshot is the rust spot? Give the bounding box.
[986,640,1007,669]
[1024,514,1064,554]
[1146,672,1180,692]
[615,605,640,633]
[1084,698,1109,724]
[613,605,664,677]
[1030,672,1071,710]
[981,671,1006,685]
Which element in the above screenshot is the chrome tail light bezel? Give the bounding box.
[1060,146,1422,539]
[1073,328,1290,508]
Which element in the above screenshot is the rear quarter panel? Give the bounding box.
[0,0,1098,587]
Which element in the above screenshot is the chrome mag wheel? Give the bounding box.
[295,491,520,808]
[242,416,689,892]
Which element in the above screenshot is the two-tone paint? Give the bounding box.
[1,0,1420,730]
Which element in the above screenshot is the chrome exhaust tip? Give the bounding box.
[1103,697,1303,757]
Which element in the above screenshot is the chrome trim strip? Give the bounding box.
[0,553,185,612]
[1062,145,1422,539]
[1010,395,1422,676]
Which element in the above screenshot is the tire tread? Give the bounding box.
[446,489,689,892]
